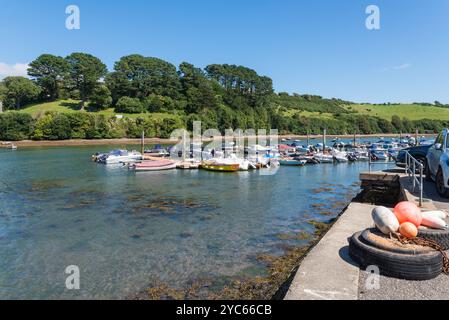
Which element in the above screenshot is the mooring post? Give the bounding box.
[323,129,327,152]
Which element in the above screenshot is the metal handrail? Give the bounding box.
[404,151,424,207]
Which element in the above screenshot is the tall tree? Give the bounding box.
[65,53,107,110]
[179,62,218,113]
[2,76,41,109]
[27,54,69,100]
[110,55,181,99]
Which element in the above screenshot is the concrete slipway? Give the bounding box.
[284,171,449,300]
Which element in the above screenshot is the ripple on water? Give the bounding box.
[0,146,377,299]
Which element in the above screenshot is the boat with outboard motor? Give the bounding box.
[95,150,143,164]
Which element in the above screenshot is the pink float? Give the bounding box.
[393,201,422,227]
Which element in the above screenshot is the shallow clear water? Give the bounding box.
[0,144,384,299]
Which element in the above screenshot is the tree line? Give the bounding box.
[0,52,447,141]
[0,53,273,112]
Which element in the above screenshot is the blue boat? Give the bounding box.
[279,158,307,166]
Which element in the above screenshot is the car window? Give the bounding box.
[436,134,443,145]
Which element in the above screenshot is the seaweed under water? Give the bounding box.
[132,217,337,300]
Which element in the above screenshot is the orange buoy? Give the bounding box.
[399,222,418,239]
[393,201,422,227]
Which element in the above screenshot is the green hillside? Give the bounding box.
[346,104,449,121]
[14,99,177,120]
[2,52,449,140]
[16,100,449,122]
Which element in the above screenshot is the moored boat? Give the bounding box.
[131,159,177,171]
[313,153,334,163]
[96,149,143,164]
[144,145,170,157]
[332,149,348,163]
[177,159,201,170]
[201,161,240,172]
[371,150,388,161]
[279,158,307,166]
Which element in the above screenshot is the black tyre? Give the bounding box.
[349,231,443,280]
[418,221,449,250]
[436,168,449,198]
[361,229,432,255]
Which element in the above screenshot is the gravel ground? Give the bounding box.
[359,268,449,300]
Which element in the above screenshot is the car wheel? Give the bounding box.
[436,168,449,198]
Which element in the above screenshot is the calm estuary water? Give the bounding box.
[0,144,378,299]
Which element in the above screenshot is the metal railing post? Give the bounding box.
[412,160,416,191]
[404,150,424,207]
[419,164,423,207]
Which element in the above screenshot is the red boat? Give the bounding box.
[132,160,177,171]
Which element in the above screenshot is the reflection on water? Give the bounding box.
[0,145,381,299]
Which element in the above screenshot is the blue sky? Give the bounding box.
[1,0,448,103]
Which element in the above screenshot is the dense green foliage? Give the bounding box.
[2,77,41,109]
[89,85,112,110]
[65,53,108,109]
[27,54,69,100]
[0,113,35,140]
[0,111,185,140]
[0,52,448,141]
[115,97,144,114]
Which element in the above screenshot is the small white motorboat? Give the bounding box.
[177,159,201,170]
[313,153,334,163]
[332,149,348,163]
[98,150,143,164]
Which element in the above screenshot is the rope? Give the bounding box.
[394,233,449,275]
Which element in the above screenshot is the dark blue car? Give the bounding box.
[396,144,432,168]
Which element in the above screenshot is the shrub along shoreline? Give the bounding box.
[0,110,446,142]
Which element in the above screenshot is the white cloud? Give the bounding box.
[383,63,411,72]
[0,62,29,79]
[393,63,411,70]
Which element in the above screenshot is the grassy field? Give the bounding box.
[9,100,449,122]
[346,104,449,121]
[9,100,181,120]
[278,107,335,119]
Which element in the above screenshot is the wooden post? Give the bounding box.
[353,132,357,147]
[307,131,310,146]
